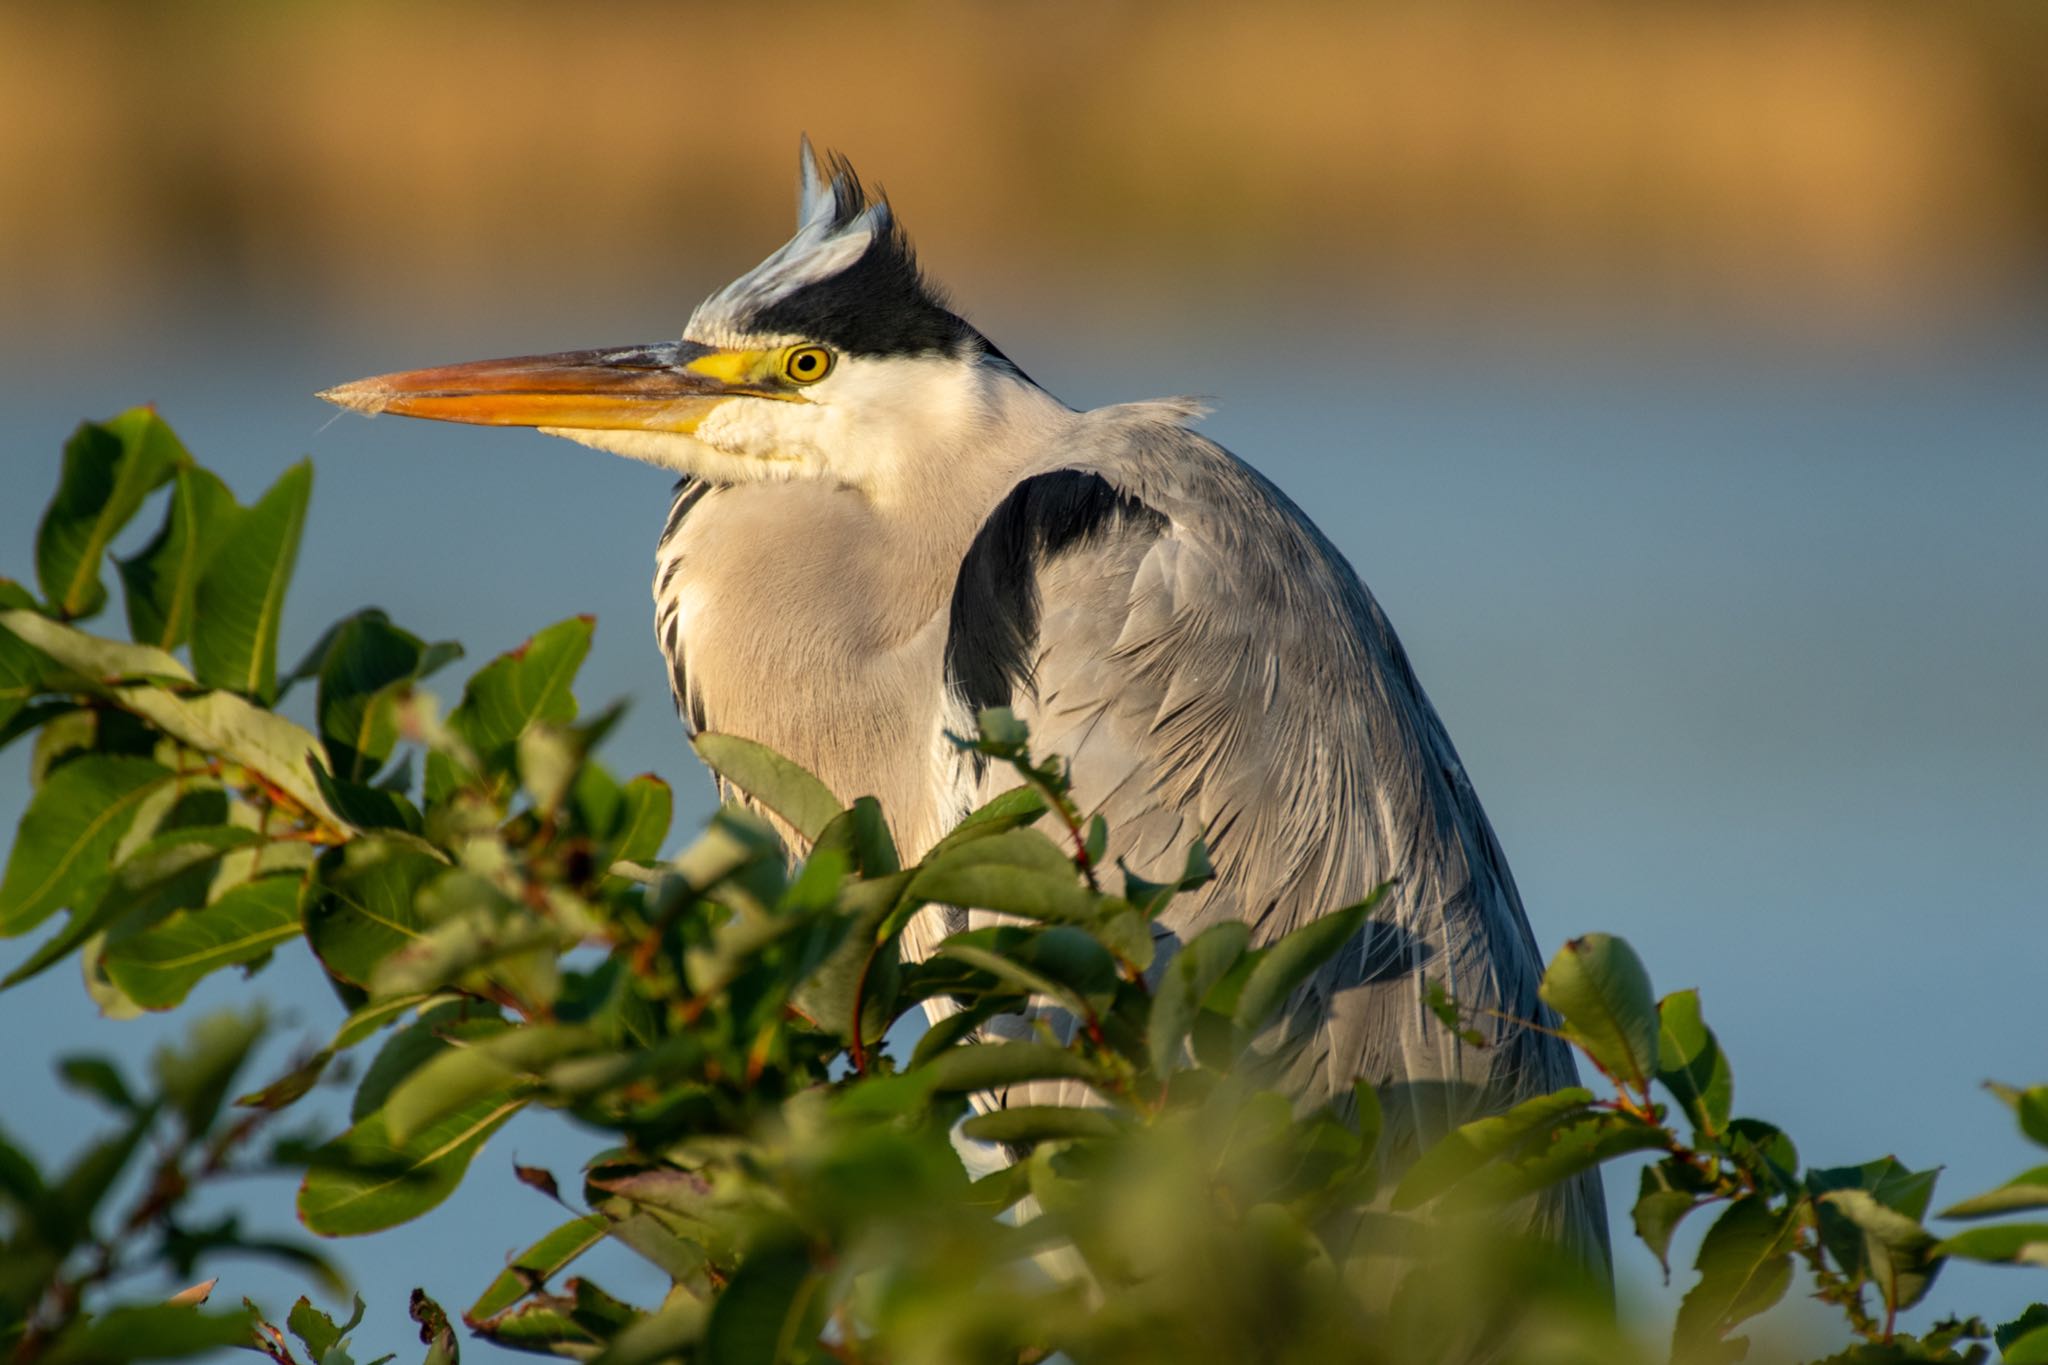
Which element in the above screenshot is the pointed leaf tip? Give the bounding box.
[691,732,842,844]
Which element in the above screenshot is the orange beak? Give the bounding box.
[317,341,766,433]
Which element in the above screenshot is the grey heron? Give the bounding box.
[320,141,1609,1272]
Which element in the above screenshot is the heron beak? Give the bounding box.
[317,340,770,433]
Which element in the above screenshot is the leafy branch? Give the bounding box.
[0,411,2042,1364]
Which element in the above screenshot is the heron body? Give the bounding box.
[322,143,1609,1271]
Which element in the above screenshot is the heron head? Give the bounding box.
[319,140,1039,495]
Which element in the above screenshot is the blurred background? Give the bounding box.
[2,1,2044,1357]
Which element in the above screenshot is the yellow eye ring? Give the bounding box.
[780,345,834,385]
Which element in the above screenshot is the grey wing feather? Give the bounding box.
[944,405,1609,1271]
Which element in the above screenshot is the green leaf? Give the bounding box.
[351,1006,510,1122]
[288,1294,365,1362]
[1094,904,1156,973]
[26,706,106,789]
[1389,1088,1596,1210]
[926,784,1050,858]
[701,1239,819,1365]
[331,992,444,1052]
[280,615,348,697]
[1634,1164,1703,1278]
[938,926,1118,1018]
[518,708,621,819]
[1818,1188,1944,1314]
[0,608,191,685]
[566,1278,641,1339]
[909,827,1098,924]
[1232,884,1390,1039]
[436,617,593,795]
[117,466,238,650]
[0,1126,47,1212]
[298,1093,525,1237]
[101,874,303,1009]
[1084,812,1108,865]
[1540,933,1660,1093]
[0,701,78,762]
[469,1300,604,1355]
[812,794,900,876]
[585,1162,739,1266]
[960,1105,1123,1145]
[471,1274,637,1354]
[315,610,461,781]
[1940,1164,2048,1219]
[1190,951,1265,1067]
[36,409,189,621]
[306,837,450,988]
[1122,837,1214,920]
[610,774,672,866]
[190,459,311,701]
[0,618,50,737]
[1672,1197,1799,1362]
[467,1214,611,1321]
[1004,924,1120,1005]
[369,877,567,1000]
[0,754,177,936]
[1656,988,1732,1138]
[1352,1079,1384,1165]
[2000,1307,2048,1355]
[313,767,424,834]
[107,683,346,831]
[909,993,1027,1068]
[1807,1156,1940,1222]
[1,825,263,992]
[789,870,913,1046]
[46,1109,155,1252]
[113,825,267,896]
[153,1008,266,1137]
[55,1056,137,1113]
[975,705,1030,749]
[0,596,43,744]
[1933,1223,2048,1265]
[593,1299,706,1365]
[691,731,841,843]
[1722,1118,1803,1196]
[1989,1083,2048,1150]
[931,944,1081,1022]
[1147,922,1251,1076]
[384,1025,596,1145]
[918,1042,1103,1095]
[1451,1111,1667,1209]
[236,1048,334,1111]
[572,759,625,836]
[2006,1325,2048,1365]
[40,1304,256,1365]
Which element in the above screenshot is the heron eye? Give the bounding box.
[781,345,833,385]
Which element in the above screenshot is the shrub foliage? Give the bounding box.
[1,411,2043,1364]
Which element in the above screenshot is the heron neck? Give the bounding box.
[654,376,1072,851]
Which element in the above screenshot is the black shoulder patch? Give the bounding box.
[946,470,1167,717]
